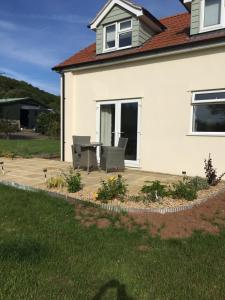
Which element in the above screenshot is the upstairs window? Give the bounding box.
[191,90,225,134]
[104,19,132,52]
[201,0,225,31]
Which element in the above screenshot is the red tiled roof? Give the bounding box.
[53,12,225,70]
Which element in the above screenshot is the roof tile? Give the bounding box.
[54,13,225,70]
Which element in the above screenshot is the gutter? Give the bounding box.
[60,73,65,161]
[54,38,225,73]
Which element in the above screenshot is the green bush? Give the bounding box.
[0,119,18,138]
[36,112,60,137]
[141,181,168,202]
[169,180,197,201]
[96,175,127,203]
[46,176,66,189]
[63,169,82,193]
[188,176,209,191]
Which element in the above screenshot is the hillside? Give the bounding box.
[0,75,60,111]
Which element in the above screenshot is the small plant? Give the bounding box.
[96,175,127,203]
[188,176,209,191]
[63,168,82,193]
[141,181,168,202]
[169,180,197,201]
[204,154,225,186]
[46,176,66,189]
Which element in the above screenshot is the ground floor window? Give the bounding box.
[192,90,225,134]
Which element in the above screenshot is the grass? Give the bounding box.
[0,184,225,299]
[0,138,60,158]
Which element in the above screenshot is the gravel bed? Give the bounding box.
[41,182,225,210]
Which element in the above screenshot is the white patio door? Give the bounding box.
[96,99,141,167]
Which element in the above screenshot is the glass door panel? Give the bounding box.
[100,104,115,146]
[121,102,138,161]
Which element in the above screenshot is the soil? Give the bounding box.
[71,190,225,239]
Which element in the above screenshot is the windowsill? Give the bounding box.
[102,45,133,54]
[200,24,225,33]
[187,132,225,137]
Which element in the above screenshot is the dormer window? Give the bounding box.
[104,19,132,52]
[201,0,225,32]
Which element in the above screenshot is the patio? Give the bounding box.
[0,158,181,195]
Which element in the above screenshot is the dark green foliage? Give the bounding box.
[0,75,59,111]
[170,180,197,201]
[63,169,82,193]
[97,175,128,202]
[141,180,168,201]
[36,112,60,137]
[188,176,209,191]
[0,119,18,137]
[204,154,225,186]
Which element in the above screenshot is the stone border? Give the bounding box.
[1,180,225,215]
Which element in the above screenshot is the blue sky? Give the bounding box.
[0,0,185,95]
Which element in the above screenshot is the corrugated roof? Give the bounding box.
[0,97,30,104]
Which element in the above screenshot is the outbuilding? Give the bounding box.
[0,97,51,129]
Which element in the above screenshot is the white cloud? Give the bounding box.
[0,20,18,31]
[0,11,89,25]
[0,30,59,68]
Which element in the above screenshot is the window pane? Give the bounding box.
[204,0,221,27]
[100,104,115,146]
[195,91,225,101]
[119,31,132,48]
[120,20,132,30]
[193,104,225,132]
[105,24,116,49]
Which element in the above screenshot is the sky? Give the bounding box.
[0,0,185,95]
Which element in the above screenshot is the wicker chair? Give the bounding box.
[100,138,128,173]
[71,136,90,169]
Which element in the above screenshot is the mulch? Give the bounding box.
[73,190,225,239]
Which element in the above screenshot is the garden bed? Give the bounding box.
[43,180,225,213]
[75,182,225,209]
[43,155,225,213]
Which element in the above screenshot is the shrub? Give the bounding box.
[169,180,197,201]
[0,119,18,138]
[46,176,66,189]
[36,112,60,137]
[204,154,225,186]
[141,181,168,202]
[188,176,209,191]
[63,169,82,193]
[96,175,127,203]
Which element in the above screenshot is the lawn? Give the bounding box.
[0,184,225,299]
[0,138,60,158]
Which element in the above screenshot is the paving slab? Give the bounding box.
[0,158,182,195]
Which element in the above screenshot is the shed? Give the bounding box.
[0,97,52,129]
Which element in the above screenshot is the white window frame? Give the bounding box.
[200,0,225,33]
[190,89,225,136]
[103,19,133,53]
[96,98,141,168]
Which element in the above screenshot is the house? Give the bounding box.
[53,0,225,176]
[0,97,51,129]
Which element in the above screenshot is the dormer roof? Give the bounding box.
[179,0,192,12]
[89,0,165,32]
